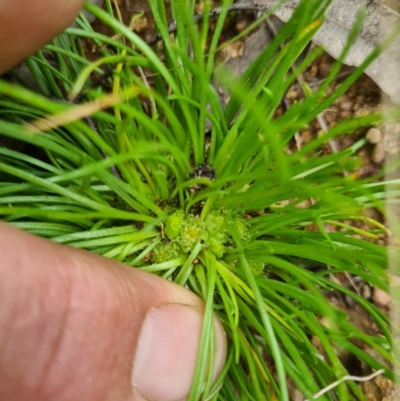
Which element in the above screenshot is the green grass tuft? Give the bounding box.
[1,0,399,399]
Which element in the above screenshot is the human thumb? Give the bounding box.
[0,222,227,401]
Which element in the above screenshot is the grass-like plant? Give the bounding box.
[0,0,399,399]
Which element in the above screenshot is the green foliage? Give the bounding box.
[0,0,399,400]
[163,209,248,258]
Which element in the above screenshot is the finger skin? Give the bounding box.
[0,0,85,73]
[0,222,205,401]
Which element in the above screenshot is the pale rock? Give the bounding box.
[372,142,385,163]
[373,286,391,307]
[366,127,382,144]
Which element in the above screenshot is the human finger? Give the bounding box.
[0,0,85,73]
[0,222,227,401]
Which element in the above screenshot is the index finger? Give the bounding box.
[0,0,85,74]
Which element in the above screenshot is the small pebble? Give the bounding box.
[195,2,204,13]
[344,294,357,308]
[339,110,352,119]
[360,282,372,300]
[373,287,391,307]
[340,100,353,111]
[132,17,148,32]
[355,95,365,105]
[220,42,244,59]
[295,199,312,208]
[236,19,248,32]
[291,389,304,401]
[319,61,330,77]
[309,64,318,77]
[366,127,382,144]
[300,129,312,143]
[372,143,385,164]
[285,87,299,101]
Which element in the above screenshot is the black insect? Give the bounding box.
[189,163,216,195]
[192,163,216,181]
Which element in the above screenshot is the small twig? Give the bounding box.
[305,369,385,401]
[344,271,361,295]
[306,71,353,88]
